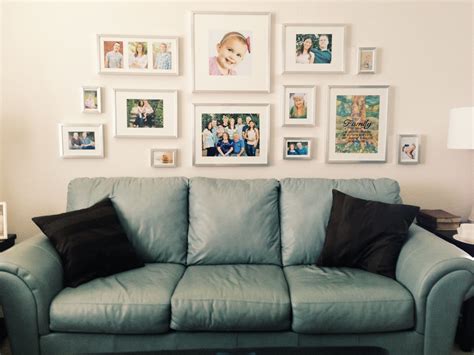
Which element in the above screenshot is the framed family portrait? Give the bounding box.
[284,137,313,160]
[98,35,179,75]
[282,85,316,126]
[191,12,271,92]
[357,47,377,74]
[114,89,178,138]
[327,85,389,163]
[193,103,270,166]
[151,149,177,168]
[81,86,101,113]
[398,134,420,164]
[59,124,104,158]
[0,202,7,240]
[283,24,345,73]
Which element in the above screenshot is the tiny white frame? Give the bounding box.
[59,123,104,159]
[282,85,316,126]
[357,47,377,74]
[150,149,177,168]
[98,34,179,75]
[81,86,102,113]
[398,134,420,164]
[0,202,7,240]
[283,137,313,160]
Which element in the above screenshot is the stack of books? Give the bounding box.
[417,209,461,233]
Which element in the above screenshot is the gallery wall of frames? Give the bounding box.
[67,11,421,168]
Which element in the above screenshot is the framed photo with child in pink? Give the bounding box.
[191,12,271,92]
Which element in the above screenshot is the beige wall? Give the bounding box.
[1,1,473,242]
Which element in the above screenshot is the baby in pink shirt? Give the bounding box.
[209,32,250,76]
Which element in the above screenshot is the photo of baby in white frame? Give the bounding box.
[192,12,271,92]
[398,134,420,164]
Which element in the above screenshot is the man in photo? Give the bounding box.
[296,142,308,155]
[311,34,332,64]
[105,42,123,68]
[154,43,172,70]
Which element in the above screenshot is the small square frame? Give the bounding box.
[357,47,377,74]
[81,86,102,113]
[398,134,420,164]
[283,137,313,160]
[150,149,177,168]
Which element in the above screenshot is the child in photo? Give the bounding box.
[401,143,417,159]
[289,93,307,119]
[154,42,172,70]
[209,32,250,76]
[84,92,97,109]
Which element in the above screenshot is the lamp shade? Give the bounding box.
[447,107,474,149]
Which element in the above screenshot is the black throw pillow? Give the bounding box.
[316,189,420,279]
[32,198,144,287]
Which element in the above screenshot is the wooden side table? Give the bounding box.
[0,234,16,342]
[418,225,474,352]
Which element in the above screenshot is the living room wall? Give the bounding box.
[1,1,472,242]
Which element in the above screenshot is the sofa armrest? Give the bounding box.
[0,234,63,355]
[396,224,474,355]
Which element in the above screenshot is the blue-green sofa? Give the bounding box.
[0,177,473,355]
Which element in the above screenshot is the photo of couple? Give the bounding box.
[69,132,95,150]
[201,113,260,157]
[295,33,332,64]
[287,141,309,156]
[127,99,164,128]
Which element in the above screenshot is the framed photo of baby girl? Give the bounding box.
[113,89,178,138]
[97,34,179,75]
[191,12,271,92]
[282,85,316,126]
[398,134,420,164]
[282,24,345,73]
[193,103,270,166]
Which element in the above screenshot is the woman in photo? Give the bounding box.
[84,93,96,109]
[287,143,298,155]
[217,132,234,156]
[296,37,315,64]
[289,94,307,119]
[245,121,259,156]
[202,121,216,156]
[129,42,148,69]
[70,132,82,149]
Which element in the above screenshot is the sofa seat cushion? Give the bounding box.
[171,265,291,331]
[284,265,414,334]
[50,263,185,334]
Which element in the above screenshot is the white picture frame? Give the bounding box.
[283,137,313,160]
[81,86,102,113]
[282,85,316,126]
[327,85,389,163]
[113,89,178,138]
[357,47,377,74]
[191,12,271,92]
[0,202,7,240]
[59,123,104,159]
[398,134,420,164]
[150,149,177,168]
[193,103,270,166]
[283,23,345,73]
[98,34,179,75]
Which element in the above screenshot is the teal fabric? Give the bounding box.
[0,234,63,336]
[187,177,281,265]
[67,177,189,264]
[171,265,290,331]
[280,178,402,266]
[396,224,474,333]
[284,265,414,333]
[50,264,185,334]
[40,331,423,355]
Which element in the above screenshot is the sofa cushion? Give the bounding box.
[284,265,414,334]
[67,177,189,264]
[50,263,185,334]
[280,178,403,266]
[171,265,291,331]
[317,189,419,278]
[187,177,281,265]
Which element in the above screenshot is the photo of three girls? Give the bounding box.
[201,114,260,157]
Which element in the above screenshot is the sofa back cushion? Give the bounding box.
[67,177,188,264]
[187,177,281,265]
[280,178,402,266]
